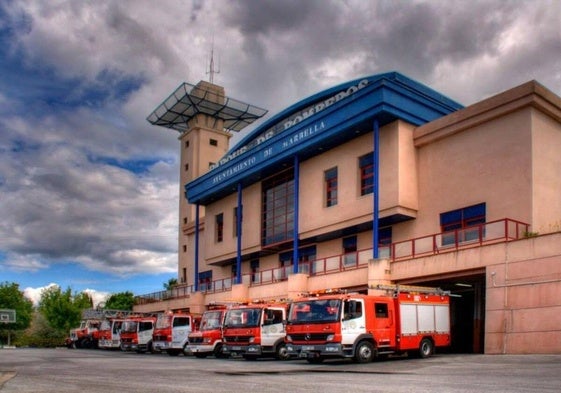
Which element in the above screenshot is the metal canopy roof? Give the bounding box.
[146,82,268,133]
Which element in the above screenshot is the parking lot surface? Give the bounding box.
[1,348,560,392]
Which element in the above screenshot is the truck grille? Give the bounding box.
[153,335,168,341]
[189,337,204,344]
[291,333,331,342]
[224,335,251,344]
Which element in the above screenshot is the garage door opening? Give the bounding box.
[405,273,486,354]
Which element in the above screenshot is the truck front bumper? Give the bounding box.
[286,343,346,358]
[223,344,263,356]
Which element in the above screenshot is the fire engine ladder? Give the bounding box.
[81,309,149,319]
[370,284,451,296]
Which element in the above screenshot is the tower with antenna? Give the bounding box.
[146,63,267,289]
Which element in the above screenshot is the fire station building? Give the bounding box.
[137,72,561,355]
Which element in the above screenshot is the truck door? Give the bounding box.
[261,308,285,347]
[172,316,191,347]
[138,321,153,346]
[371,301,394,347]
[341,299,366,346]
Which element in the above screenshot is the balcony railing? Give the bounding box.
[134,218,529,305]
[391,218,529,261]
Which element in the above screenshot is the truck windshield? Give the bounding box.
[121,321,138,333]
[156,315,172,329]
[224,308,261,328]
[200,311,223,330]
[287,299,341,323]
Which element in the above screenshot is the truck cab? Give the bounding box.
[120,316,157,353]
[222,303,289,360]
[186,308,227,358]
[153,312,199,356]
[98,318,125,349]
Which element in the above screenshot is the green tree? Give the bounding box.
[104,291,134,311]
[38,286,92,333]
[164,277,178,290]
[0,281,34,331]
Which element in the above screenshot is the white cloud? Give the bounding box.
[23,284,109,308]
[23,283,58,306]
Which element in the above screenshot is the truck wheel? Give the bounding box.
[275,343,290,360]
[419,338,434,358]
[213,343,226,358]
[354,341,374,363]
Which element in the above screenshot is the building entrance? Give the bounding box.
[412,273,486,353]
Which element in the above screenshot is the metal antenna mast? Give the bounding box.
[206,36,220,84]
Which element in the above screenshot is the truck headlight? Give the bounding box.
[326,334,334,341]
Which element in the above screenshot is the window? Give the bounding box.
[173,317,190,327]
[199,270,212,291]
[215,213,223,243]
[250,260,260,284]
[440,203,486,245]
[344,300,363,320]
[182,268,186,284]
[343,236,357,266]
[182,245,187,252]
[184,163,189,171]
[209,162,215,169]
[280,246,317,276]
[375,303,388,318]
[325,167,338,207]
[185,140,190,148]
[379,227,392,246]
[359,153,374,195]
[262,170,294,245]
[378,227,392,258]
[209,138,218,146]
[279,251,292,280]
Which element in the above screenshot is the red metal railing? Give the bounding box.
[134,218,529,305]
[391,218,529,261]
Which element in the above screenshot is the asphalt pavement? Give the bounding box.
[1,348,560,392]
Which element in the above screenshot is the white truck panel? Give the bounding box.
[400,303,450,335]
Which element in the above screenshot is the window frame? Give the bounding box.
[215,213,224,243]
[359,153,374,196]
[324,167,338,207]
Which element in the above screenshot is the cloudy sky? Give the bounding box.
[1,0,560,304]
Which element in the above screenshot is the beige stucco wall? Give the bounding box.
[531,109,561,234]
[407,107,534,244]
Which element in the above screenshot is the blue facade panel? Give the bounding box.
[186,72,462,205]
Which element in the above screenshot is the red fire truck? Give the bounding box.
[66,317,101,349]
[186,306,227,358]
[66,309,127,349]
[98,317,126,349]
[152,311,200,356]
[120,315,158,353]
[222,301,290,360]
[285,286,451,363]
